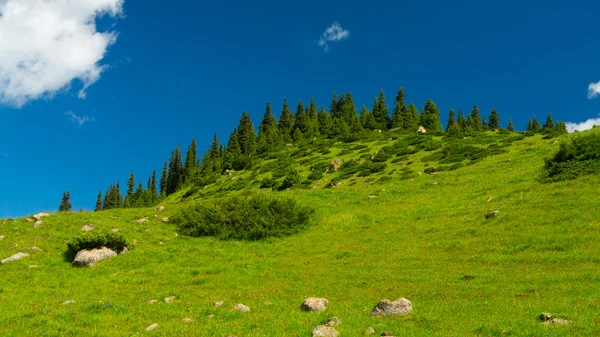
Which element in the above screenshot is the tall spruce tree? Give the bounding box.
[404,103,421,132]
[159,161,168,198]
[223,128,242,170]
[306,99,319,138]
[391,87,407,129]
[420,99,443,133]
[446,109,458,132]
[134,181,144,206]
[150,170,158,201]
[360,105,377,130]
[317,108,333,137]
[542,114,555,132]
[294,100,310,135]
[278,99,294,142]
[531,116,542,133]
[526,118,533,131]
[457,110,467,129]
[489,109,500,130]
[183,138,197,182]
[94,190,103,212]
[555,121,568,134]
[507,118,515,132]
[257,102,281,152]
[468,105,482,131]
[237,112,256,156]
[59,191,72,212]
[167,146,183,195]
[124,172,135,207]
[371,89,390,130]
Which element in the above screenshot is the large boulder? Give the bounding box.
[1,252,29,264]
[371,298,413,317]
[301,297,328,312]
[72,247,118,267]
[33,212,50,220]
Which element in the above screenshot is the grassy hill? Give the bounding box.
[2,130,600,336]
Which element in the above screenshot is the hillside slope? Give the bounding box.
[1,132,599,336]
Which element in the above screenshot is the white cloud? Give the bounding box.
[65,110,95,127]
[318,22,350,51]
[0,0,124,107]
[566,115,600,132]
[588,81,600,99]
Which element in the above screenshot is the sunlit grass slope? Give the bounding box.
[1,132,599,336]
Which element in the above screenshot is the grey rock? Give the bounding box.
[63,300,75,305]
[26,246,42,252]
[232,303,250,312]
[160,217,169,223]
[381,332,394,336]
[214,301,224,307]
[34,220,42,227]
[486,211,500,219]
[264,302,272,306]
[312,325,339,337]
[81,224,94,231]
[10,243,18,248]
[325,317,341,327]
[540,312,570,325]
[134,218,148,224]
[164,296,176,303]
[182,318,192,323]
[1,252,29,264]
[0,235,4,240]
[301,297,328,312]
[155,206,165,212]
[72,247,117,267]
[540,313,552,321]
[371,298,413,317]
[25,218,33,222]
[147,299,158,304]
[33,212,50,220]
[145,323,158,331]
[365,327,376,334]
[112,228,120,232]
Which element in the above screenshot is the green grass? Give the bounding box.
[2,131,600,336]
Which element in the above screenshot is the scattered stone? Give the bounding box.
[368,195,377,199]
[264,302,272,306]
[81,224,94,231]
[486,211,500,219]
[160,217,169,223]
[505,159,512,163]
[71,247,118,267]
[417,126,427,133]
[371,298,413,317]
[487,197,493,202]
[25,218,33,222]
[147,299,158,304]
[433,182,438,185]
[462,274,475,280]
[33,212,50,220]
[301,297,329,312]
[26,246,42,252]
[159,241,164,245]
[63,300,75,305]
[312,325,339,337]
[34,221,42,227]
[9,243,18,248]
[539,312,571,325]
[539,313,552,322]
[214,301,224,307]
[330,158,342,171]
[145,323,158,331]
[112,228,119,232]
[153,214,158,218]
[417,172,423,176]
[325,317,341,327]
[29,265,40,269]
[381,332,394,336]
[232,303,250,312]
[155,206,165,212]
[134,218,148,224]
[164,296,176,303]
[0,235,4,241]
[182,318,192,323]
[207,314,215,319]
[1,252,28,264]
[388,138,393,141]
[286,143,293,147]
[365,327,376,335]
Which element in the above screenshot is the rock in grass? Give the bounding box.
[312,325,339,337]
[10,243,18,248]
[147,299,158,304]
[155,206,165,212]
[1,252,29,264]
[63,300,75,305]
[25,218,33,222]
[381,332,394,336]
[301,297,328,312]
[365,327,375,334]
[182,317,192,322]
[34,221,42,227]
[81,224,94,231]
[214,301,224,307]
[325,317,341,327]
[164,296,176,303]
[160,217,169,223]
[33,212,50,220]
[145,323,158,331]
[231,303,250,312]
[540,312,570,325]
[371,298,413,317]
[71,247,117,267]
[0,235,4,241]
[134,218,148,224]
[26,246,42,252]
[485,211,500,219]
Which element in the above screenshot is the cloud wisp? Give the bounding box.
[565,115,600,133]
[0,0,124,107]
[65,111,96,127]
[318,22,350,51]
[588,81,600,99]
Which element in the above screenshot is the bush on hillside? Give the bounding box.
[174,195,315,241]
[66,232,129,257]
[543,128,600,181]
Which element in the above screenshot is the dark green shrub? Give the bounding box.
[67,232,129,257]
[543,128,600,181]
[174,195,315,241]
[372,149,392,162]
[259,177,277,189]
[279,169,301,190]
[232,156,253,170]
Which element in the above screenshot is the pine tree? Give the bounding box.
[507,118,515,132]
[555,121,568,134]
[330,92,341,119]
[183,137,197,182]
[317,108,333,137]
[150,170,158,202]
[542,114,555,132]
[59,191,72,212]
[404,103,421,132]
[457,110,467,129]
[278,99,294,142]
[134,181,144,207]
[526,118,533,131]
[446,109,457,132]
[124,172,135,207]
[294,100,310,135]
[531,116,542,133]
[167,146,183,195]
[489,109,500,130]
[223,128,242,170]
[391,87,407,129]
[306,99,319,138]
[371,89,390,130]
[420,99,443,133]
[468,105,481,131]
[481,117,489,131]
[292,128,304,143]
[159,161,168,198]
[360,105,376,130]
[237,112,256,156]
[94,190,103,212]
[257,102,281,152]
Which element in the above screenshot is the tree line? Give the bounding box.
[90,86,568,210]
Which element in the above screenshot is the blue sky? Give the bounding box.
[0,0,599,217]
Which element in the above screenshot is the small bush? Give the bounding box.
[67,232,129,257]
[259,177,277,189]
[174,195,315,241]
[279,169,301,190]
[543,128,600,181]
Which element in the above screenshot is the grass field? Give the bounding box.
[1,132,599,336]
